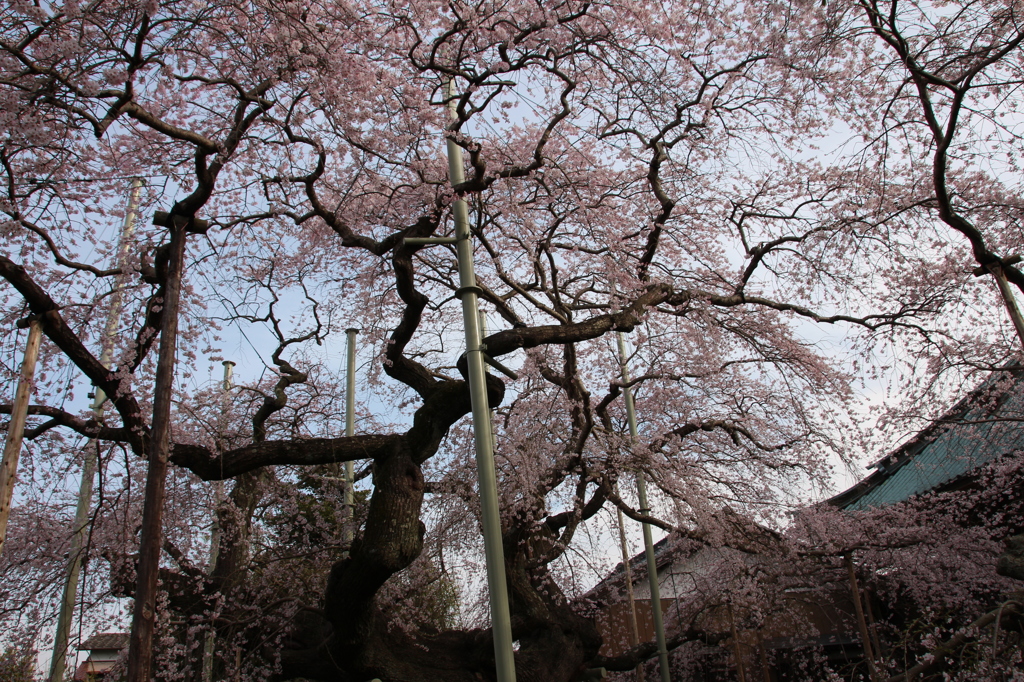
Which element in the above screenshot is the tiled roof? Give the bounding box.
[79,633,129,651]
[831,368,1024,510]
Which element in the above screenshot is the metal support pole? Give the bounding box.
[222,360,235,394]
[0,317,44,558]
[479,311,498,451]
[403,79,517,682]
[990,263,1024,351]
[49,178,143,682]
[617,332,671,682]
[445,80,517,682]
[614,495,642,682]
[202,360,234,682]
[344,328,358,545]
[209,360,234,570]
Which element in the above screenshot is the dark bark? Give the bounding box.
[0,256,148,453]
[126,222,188,682]
[170,435,402,480]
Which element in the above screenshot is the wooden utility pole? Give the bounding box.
[49,177,143,682]
[846,553,879,682]
[126,213,190,682]
[0,317,43,558]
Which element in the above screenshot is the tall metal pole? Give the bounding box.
[479,311,498,451]
[202,359,234,682]
[989,263,1024,350]
[0,317,44,558]
[617,332,671,682]
[614,495,643,682]
[405,79,517,682]
[209,360,235,569]
[344,328,358,545]
[49,178,143,682]
[446,81,517,682]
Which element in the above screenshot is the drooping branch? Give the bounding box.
[593,626,728,671]
[485,281,915,362]
[0,403,127,441]
[171,374,505,480]
[170,435,402,481]
[0,256,148,452]
[883,601,1023,682]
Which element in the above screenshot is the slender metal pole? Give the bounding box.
[222,360,235,394]
[989,263,1024,350]
[0,317,44,558]
[202,360,234,682]
[441,79,517,681]
[49,178,143,682]
[209,360,234,571]
[479,311,499,451]
[614,494,642,682]
[344,328,358,545]
[617,332,671,682]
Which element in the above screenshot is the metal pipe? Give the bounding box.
[344,328,358,545]
[201,360,235,682]
[222,360,235,394]
[441,78,517,682]
[614,494,642,682]
[49,178,143,682]
[617,332,671,682]
[0,317,44,557]
[989,263,1024,350]
[209,360,235,571]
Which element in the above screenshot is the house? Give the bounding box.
[586,368,1024,680]
[585,522,865,681]
[829,367,1024,511]
[73,633,128,681]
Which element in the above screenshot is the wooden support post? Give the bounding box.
[972,257,1024,350]
[126,215,189,682]
[757,631,771,682]
[846,553,879,682]
[50,176,143,682]
[864,587,885,661]
[0,317,43,558]
[728,604,747,682]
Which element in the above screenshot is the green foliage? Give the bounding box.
[0,646,35,682]
[268,464,369,552]
[385,559,461,635]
